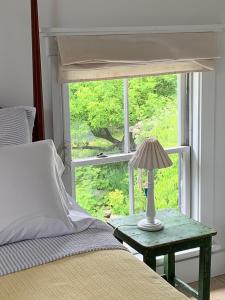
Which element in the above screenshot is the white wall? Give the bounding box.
[214,33,225,247]
[1,0,225,135]
[0,0,225,279]
[39,0,225,27]
[0,0,32,107]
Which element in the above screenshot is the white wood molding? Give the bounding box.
[123,79,130,153]
[72,146,190,167]
[191,72,216,228]
[40,24,225,37]
[199,71,216,228]
[51,56,64,154]
[178,74,191,216]
[159,247,225,283]
[51,58,73,194]
[62,84,73,196]
[191,73,201,221]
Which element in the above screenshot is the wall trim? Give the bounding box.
[190,72,216,229]
[40,24,225,37]
[162,249,225,283]
[131,245,225,283]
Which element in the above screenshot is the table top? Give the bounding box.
[108,209,217,249]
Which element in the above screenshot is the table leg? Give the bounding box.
[164,253,175,286]
[143,253,156,271]
[113,229,123,244]
[198,238,212,300]
[115,236,123,244]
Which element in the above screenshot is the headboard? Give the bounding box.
[31,0,45,141]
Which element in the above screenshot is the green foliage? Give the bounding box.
[128,76,176,127]
[155,155,179,209]
[133,100,178,148]
[69,74,179,219]
[107,190,129,216]
[70,80,123,143]
[75,162,129,218]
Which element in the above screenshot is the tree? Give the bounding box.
[69,75,178,218]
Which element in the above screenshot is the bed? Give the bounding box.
[0,188,187,299]
[0,1,188,299]
[0,250,187,300]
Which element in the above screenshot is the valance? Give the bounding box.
[57,32,218,82]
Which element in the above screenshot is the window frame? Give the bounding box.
[45,30,218,281]
[62,75,191,216]
[190,71,216,227]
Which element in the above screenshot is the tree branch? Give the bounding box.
[72,145,115,151]
[91,128,121,146]
[73,128,137,153]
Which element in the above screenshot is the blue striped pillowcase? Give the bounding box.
[0,106,36,146]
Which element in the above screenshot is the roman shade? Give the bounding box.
[57,32,218,82]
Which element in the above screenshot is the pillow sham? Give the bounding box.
[0,106,35,146]
[0,107,29,146]
[0,140,74,246]
[17,106,36,141]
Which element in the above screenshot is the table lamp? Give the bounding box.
[129,137,172,231]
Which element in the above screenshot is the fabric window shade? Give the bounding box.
[57,32,218,82]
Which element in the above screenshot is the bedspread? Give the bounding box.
[0,250,188,300]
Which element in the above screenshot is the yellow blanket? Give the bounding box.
[0,250,188,300]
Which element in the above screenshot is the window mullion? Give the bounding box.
[62,84,73,196]
[180,149,191,215]
[178,74,191,216]
[123,78,135,214]
[123,78,130,153]
[178,74,189,146]
[72,166,77,202]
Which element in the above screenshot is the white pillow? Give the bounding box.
[0,140,74,245]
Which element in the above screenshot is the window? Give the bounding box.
[66,74,190,220]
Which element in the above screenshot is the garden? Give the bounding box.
[69,75,179,219]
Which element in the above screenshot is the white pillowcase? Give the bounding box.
[0,140,74,246]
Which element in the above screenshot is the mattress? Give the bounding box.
[0,249,188,300]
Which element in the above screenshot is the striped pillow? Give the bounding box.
[0,107,35,146]
[17,106,36,141]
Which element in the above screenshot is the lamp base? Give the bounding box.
[137,218,164,232]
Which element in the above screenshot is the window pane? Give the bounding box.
[69,80,124,159]
[74,162,129,220]
[69,74,186,219]
[134,153,179,213]
[129,75,178,150]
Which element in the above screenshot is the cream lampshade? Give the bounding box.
[129,137,172,231]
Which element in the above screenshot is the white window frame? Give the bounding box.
[42,26,219,281]
[190,71,216,227]
[48,52,216,229]
[61,75,191,216]
[44,30,216,226]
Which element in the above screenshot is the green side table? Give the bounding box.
[108,209,217,300]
